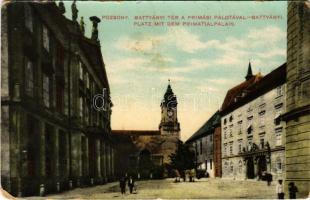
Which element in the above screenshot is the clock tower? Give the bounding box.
[159,80,180,136]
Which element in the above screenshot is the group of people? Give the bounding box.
[276,180,299,199]
[119,175,136,195]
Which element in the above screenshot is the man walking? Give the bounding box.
[119,176,126,195]
[128,176,135,194]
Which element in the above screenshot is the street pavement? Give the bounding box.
[25,178,277,199]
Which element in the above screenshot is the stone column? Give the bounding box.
[243,160,248,180]
[111,147,115,177]
[254,158,258,180]
[39,122,46,196]
[54,128,60,192]
[106,144,110,179]
[96,139,101,179]
[101,142,106,181]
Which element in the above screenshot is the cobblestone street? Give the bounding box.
[26,178,277,199]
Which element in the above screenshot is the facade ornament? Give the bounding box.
[80,17,85,35]
[71,0,78,22]
[90,16,101,42]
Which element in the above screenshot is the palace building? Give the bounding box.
[220,62,286,181]
[1,1,115,196]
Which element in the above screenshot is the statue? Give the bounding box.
[58,0,66,15]
[90,16,101,41]
[80,17,85,35]
[71,0,78,21]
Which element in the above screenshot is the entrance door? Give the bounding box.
[258,156,267,178]
[247,158,255,179]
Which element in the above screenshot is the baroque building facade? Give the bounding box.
[1,2,115,197]
[186,111,221,178]
[220,63,286,181]
[283,2,310,197]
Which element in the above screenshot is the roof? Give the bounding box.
[186,111,221,144]
[221,63,286,115]
[221,74,263,112]
[112,130,160,136]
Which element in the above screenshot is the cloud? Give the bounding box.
[115,28,208,54]
[106,57,148,72]
[116,36,161,52]
[164,28,208,53]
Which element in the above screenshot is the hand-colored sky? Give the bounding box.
[63,1,287,141]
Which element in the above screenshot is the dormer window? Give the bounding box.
[229,115,233,122]
[276,86,283,97]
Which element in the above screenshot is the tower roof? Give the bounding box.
[245,61,254,80]
[162,79,177,107]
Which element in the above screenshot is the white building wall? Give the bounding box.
[221,84,286,180]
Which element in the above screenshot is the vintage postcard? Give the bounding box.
[1,1,309,199]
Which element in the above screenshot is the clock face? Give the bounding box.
[167,109,174,117]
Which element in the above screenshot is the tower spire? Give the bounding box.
[245,61,253,80]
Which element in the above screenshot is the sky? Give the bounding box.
[63,1,287,141]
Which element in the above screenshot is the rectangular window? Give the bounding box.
[42,25,50,52]
[86,73,90,88]
[79,96,83,118]
[276,134,282,146]
[85,102,89,124]
[25,60,34,96]
[210,159,212,169]
[238,143,242,153]
[260,138,265,149]
[229,144,233,155]
[43,74,50,107]
[79,62,83,80]
[25,5,33,32]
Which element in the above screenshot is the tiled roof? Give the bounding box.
[221,74,263,112]
[221,63,286,115]
[185,111,221,144]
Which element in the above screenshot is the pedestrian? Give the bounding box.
[119,176,126,195]
[128,176,135,194]
[288,182,298,199]
[276,179,285,199]
[267,173,272,186]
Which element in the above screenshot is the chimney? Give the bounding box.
[90,16,101,42]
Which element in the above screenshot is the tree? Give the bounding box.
[169,140,195,176]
